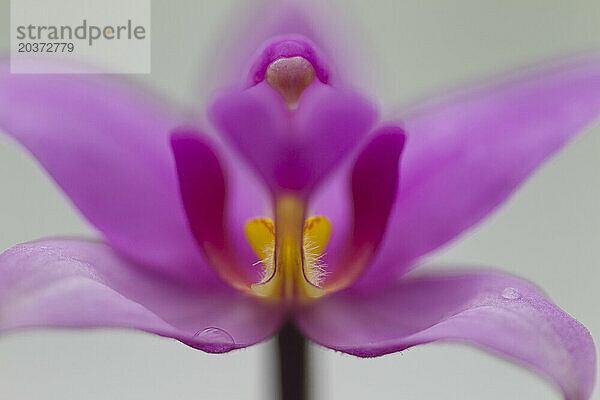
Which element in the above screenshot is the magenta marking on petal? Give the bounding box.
[171,129,226,249]
[247,35,331,86]
[325,127,406,291]
[170,129,254,289]
[351,127,406,250]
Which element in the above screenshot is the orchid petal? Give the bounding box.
[210,81,376,193]
[0,240,284,352]
[358,56,600,287]
[0,63,214,285]
[297,269,596,400]
[171,131,226,250]
[319,128,405,291]
[171,130,268,287]
[220,140,275,282]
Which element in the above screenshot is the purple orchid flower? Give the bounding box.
[1,3,599,400]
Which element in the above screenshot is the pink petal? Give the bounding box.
[316,128,405,290]
[0,63,214,285]
[219,139,276,280]
[209,81,376,193]
[0,239,284,352]
[171,130,267,286]
[358,56,600,288]
[296,269,596,400]
[171,130,227,249]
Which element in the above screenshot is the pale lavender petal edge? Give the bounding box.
[296,269,596,400]
[0,239,284,352]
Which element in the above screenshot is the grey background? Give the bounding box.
[1,0,599,399]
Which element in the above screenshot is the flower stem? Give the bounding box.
[277,320,307,400]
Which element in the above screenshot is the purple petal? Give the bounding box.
[307,155,353,278]
[0,63,215,285]
[347,129,405,259]
[219,139,275,281]
[358,56,600,288]
[319,128,405,291]
[171,130,266,287]
[171,130,226,249]
[0,239,284,352]
[210,81,376,193]
[296,269,596,399]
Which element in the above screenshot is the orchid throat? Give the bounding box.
[245,195,331,301]
[181,36,401,303]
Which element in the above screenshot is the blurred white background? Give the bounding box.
[1,0,599,398]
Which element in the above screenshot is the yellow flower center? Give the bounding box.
[244,195,331,302]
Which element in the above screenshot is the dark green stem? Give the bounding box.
[276,321,307,400]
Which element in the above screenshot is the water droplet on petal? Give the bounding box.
[501,287,521,300]
[194,327,235,352]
